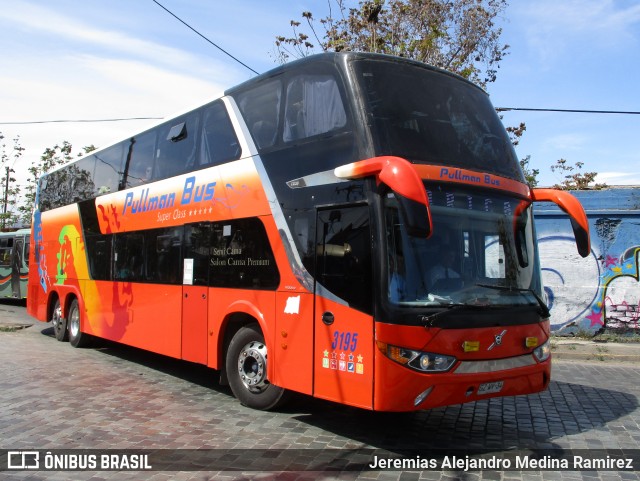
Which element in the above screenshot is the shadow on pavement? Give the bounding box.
[35,322,638,455]
[0,298,26,306]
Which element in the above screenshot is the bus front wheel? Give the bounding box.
[225,324,286,410]
[51,298,68,342]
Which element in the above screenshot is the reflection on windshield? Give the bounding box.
[385,187,542,308]
[355,59,523,182]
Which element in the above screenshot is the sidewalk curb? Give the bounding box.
[551,339,640,364]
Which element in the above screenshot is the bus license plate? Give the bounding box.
[477,381,503,395]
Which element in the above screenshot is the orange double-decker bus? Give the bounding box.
[27,53,590,411]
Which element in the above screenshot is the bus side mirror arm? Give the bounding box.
[335,156,432,238]
[531,188,591,258]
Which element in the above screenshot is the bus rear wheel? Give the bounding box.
[51,298,68,342]
[68,299,91,348]
[226,324,287,410]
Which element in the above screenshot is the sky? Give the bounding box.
[0,0,639,190]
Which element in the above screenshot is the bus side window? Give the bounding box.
[86,234,112,281]
[94,144,124,195]
[114,233,145,282]
[315,206,372,314]
[156,111,200,179]
[126,131,157,188]
[146,228,182,284]
[199,101,241,167]
[41,170,67,210]
[184,223,211,286]
[70,156,97,202]
[236,79,282,150]
[283,74,347,142]
[23,239,30,268]
[0,246,10,267]
[209,218,279,289]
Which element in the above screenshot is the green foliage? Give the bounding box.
[550,159,607,190]
[0,133,24,230]
[519,155,539,188]
[275,0,509,88]
[504,122,539,187]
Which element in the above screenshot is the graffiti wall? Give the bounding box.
[534,188,640,335]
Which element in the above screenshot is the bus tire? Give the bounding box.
[51,298,68,342]
[68,299,91,348]
[225,324,287,410]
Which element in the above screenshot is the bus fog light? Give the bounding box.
[414,386,433,406]
[533,340,551,362]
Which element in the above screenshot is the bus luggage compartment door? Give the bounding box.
[182,284,208,364]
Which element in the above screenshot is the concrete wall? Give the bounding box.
[534,187,640,335]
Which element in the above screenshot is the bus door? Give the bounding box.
[313,206,375,409]
[182,223,212,364]
[11,237,24,298]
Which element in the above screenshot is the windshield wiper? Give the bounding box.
[475,283,550,318]
[419,301,516,327]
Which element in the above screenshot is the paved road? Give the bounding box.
[1,302,640,481]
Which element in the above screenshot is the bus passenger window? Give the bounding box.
[86,235,112,281]
[23,240,30,267]
[155,112,200,180]
[94,144,124,195]
[283,75,346,142]
[39,170,70,210]
[0,247,10,267]
[114,234,145,282]
[126,131,156,188]
[70,156,96,202]
[236,79,282,150]
[146,228,182,284]
[209,218,279,289]
[199,102,241,167]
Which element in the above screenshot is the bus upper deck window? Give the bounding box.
[236,79,282,150]
[199,102,241,166]
[283,75,346,142]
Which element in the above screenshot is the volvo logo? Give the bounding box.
[488,330,507,350]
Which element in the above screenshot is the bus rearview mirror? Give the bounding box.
[531,188,591,258]
[335,156,432,238]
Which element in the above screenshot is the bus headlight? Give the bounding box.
[533,340,551,362]
[377,342,456,372]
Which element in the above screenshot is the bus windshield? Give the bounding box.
[353,58,523,182]
[385,186,542,309]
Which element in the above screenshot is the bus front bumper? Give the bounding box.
[373,352,551,412]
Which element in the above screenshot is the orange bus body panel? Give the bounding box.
[373,322,551,411]
[82,281,182,357]
[274,292,314,395]
[94,159,271,235]
[182,285,209,364]
[207,289,276,371]
[313,298,375,410]
[374,352,549,411]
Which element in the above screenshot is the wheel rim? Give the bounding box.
[52,303,63,332]
[69,305,80,338]
[237,340,269,393]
